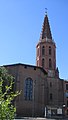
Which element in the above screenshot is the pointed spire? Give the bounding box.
[41,11,52,40]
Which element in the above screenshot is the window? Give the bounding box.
[42,58,45,68]
[67,110,68,115]
[49,58,52,68]
[66,84,68,90]
[37,48,39,56]
[34,67,36,70]
[50,82,52,87]
[50,93,52,100]
[49,46,51,55]
[67,100,68,107]
[24,78,33,101]
[42,46,45,56]
[37,61,39,66]
[65,92,68,98]
[54,50,55,58]
[24,65,27,68]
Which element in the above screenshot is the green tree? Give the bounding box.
[0,67,19,120]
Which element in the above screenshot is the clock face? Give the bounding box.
[48,70,53,77]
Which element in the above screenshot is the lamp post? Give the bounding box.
[63,104,66,118]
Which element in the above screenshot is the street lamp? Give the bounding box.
[63,104,66,118]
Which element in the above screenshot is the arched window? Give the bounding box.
[50,93,52,100]
[54,50,55,58]
[49,58,52,68]
[24,77,33,101]
[42,58,45,68]
[37,47,39,56]
[50,82,52,87]
[49,46,51,55]
[42,46,45,56]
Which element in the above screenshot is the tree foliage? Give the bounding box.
[0,67,19,120]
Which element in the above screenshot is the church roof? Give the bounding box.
[4,63,47,75]
[41,14,52,39]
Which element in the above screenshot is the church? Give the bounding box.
[4,12,68,118]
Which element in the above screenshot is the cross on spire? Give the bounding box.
[41,9,52,39]
[45,8,47,15]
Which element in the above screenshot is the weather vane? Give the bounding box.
[45,8,48,14]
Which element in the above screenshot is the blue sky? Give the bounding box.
[0,0,68,79]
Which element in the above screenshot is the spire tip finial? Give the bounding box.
[45,8,48,15]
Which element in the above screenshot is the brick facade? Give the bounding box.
[5,64,47,117]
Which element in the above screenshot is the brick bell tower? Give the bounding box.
[36,13,59,78]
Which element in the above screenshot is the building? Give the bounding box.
[64,80,68,115]
[4,13,68,117]
[5,63,47,117]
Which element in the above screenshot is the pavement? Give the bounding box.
[15,119,55,120]
[14,117,68,120]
